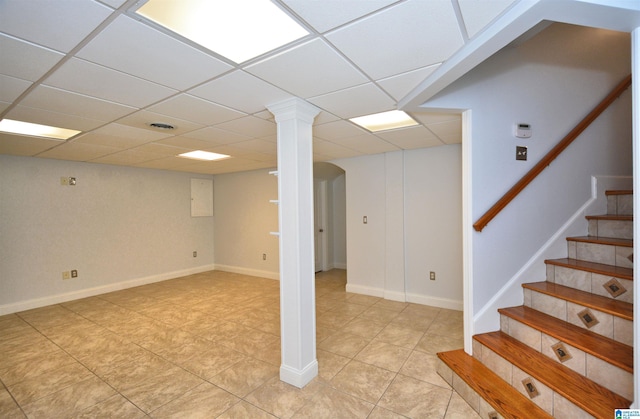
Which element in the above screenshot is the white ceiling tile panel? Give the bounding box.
[116,110,204,135]
[128,142,190,157]
[73,132,153,149]
[91,123,174,142]
[147,94,246,126]
[44,58,178,108]
[232,139,277,154]
[413,113,462,125]
[98,0,128,9]
[282,0,400,33]
[326,0,464,80]
[338,134,399,154]
[213,116,277,139]
[189,71,293,114]
[0,34,64,82]
[375,125,444,149]
[0,0,112,53]
[314,120,367,141]
[458,0,516,38]
[0,132,63,156]
[308,83,395,119]
[89,148,163,165]
[76,15,233,90]
[134,156,199,170]
[0,101,9,114]
[155,136,226,150]
[312,138,361,159]
[7,105,108,132]
[377,65,440,101]
[182,127,252,145]
[246,38,368,98]
[427,120,463,144]
[37,141,120,161]
[0,74,32,103]
[20,85,137,121]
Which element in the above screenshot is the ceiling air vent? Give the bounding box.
[148,122,175,130]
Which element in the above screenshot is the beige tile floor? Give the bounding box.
[0,269,478,418]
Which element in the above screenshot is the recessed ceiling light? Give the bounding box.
[178,150,230,161]
[135,0,309,63]
[0,119,81,140]
[350,110,419,132]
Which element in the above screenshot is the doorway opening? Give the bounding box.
[313,162,346,273]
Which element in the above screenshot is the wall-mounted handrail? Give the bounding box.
[473,74,632,232]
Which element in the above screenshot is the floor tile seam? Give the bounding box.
[330,366,401,411]
[0,379,28,419]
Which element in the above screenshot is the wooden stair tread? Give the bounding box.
[523,281,633,320]
[475,331,631,417]
[605,190,633,196]
[438,349,553,419]
[498,305,633,373]
[566,235,633,247]
[545,257,633,280]
[585,214,633,221]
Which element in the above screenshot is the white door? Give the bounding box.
[314,180,326,272]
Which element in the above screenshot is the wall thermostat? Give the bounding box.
[514,123,532,138]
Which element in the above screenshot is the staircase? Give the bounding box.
[438,190,634,418]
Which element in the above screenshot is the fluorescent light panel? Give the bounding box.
[136,0,309,63]
[350,110,419,132]
[0,119,81,140]
[178,150,230,161]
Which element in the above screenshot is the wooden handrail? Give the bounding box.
[473,74,632,232]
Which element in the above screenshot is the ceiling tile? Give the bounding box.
[182,126,252,145]
[7,105,107,132]
[337,134,399,154]
[156,136,226,150]
[458,0,516,38]
[232,139,277,154]
[77,15,233,90]
[0,0,112,52]
[246,38,368,98]
[134,156,199,171]
[308,83,395,119]
[0,101,9,114]
[147,94,246,126]
[375,126,444,149]
[189,70,293,114]
[89,148,163,165]
[282,0,399,33]
[377,65,440,101]
[0,74,32,103]
[37,141,120,161]
[20,85,137,122]
[326,0,464,80]
[99,0,128,9]
[128,142,190,157]
[44,58,178,108]
[312,138,361,159]
[427,120,463,144]
[413,112,462,125]
[0,132,62,156]
[72,124,167,149]
[0,34,64,82]
[314,120,367,141]
[213,116,276,139]
[116,110,204,136]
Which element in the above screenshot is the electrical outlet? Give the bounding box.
[193,251,197,258]
[71,270,78,278]
[430,271,436,281]
[60,177,69,186]
[62,271,71,280]
[263,253,267,260]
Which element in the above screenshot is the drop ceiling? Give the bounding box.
[0,0,517,174]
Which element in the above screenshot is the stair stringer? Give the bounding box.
[472,175,632,336]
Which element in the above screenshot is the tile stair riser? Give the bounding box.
[545,264,634,304]
[522,288,632,345]
[567,241,633,269]
[497,313,633,400]
[472,341,591,417]
[436,359,507,419]
[588,219,633,240]
[607,194,633,216]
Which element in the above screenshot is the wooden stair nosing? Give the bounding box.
[523,281,633,320]
[566,235,633,247]
[585,214,633,221]
[437,349,553,419]
[498,305,633,373]
[545,257,633,281]
[605,190,633,196]
[475,331,631,418]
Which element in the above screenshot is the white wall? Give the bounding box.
[422,24,633,332]
[334,145,463,309]
[213,168,279,278]
[0,155,215,314]
[331,174,347,269]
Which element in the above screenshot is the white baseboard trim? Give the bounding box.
[333,262,347,270]
[383,290,407,302]
[280,360,318,388]
[214,264,279,280]
[0,264,217,316]
[406,293,463,311]
[345,283,384,297]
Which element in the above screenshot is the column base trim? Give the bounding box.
[280,360,318,388]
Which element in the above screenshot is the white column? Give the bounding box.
[631,27,640,409]
[267,98,320,388]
